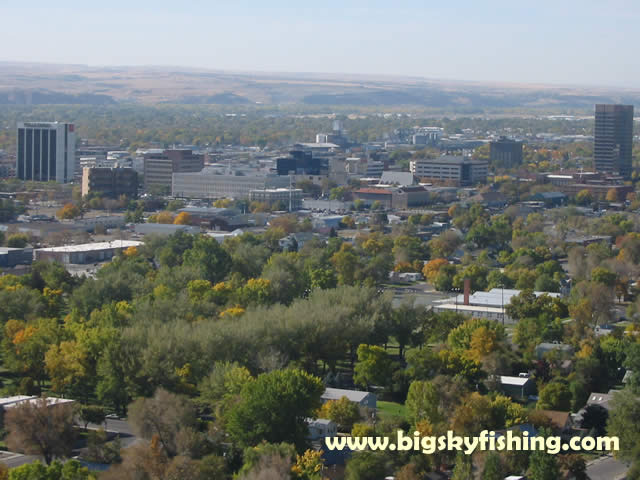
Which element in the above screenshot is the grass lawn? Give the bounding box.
[377,401,408,421]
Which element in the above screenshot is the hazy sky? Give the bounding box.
[2,0,639,87]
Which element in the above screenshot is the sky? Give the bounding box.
[1,0,639,88]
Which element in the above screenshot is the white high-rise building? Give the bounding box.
[16,122,76,183]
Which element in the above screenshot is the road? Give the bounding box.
[587,455,629,480]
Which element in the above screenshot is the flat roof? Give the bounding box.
[36,240,142,253]
[434,304,505,314]
[436,288,560,308]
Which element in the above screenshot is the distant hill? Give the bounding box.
[0,61,639,109]
[0,89,116,105]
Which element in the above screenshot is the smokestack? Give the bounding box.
[463,278,471,306]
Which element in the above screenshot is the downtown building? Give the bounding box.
[16,122,76,183]
[143,149,204,193]
[594,104,633,178]
[409,155,488,186]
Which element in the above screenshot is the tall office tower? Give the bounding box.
[490,136,523,168]
[594,104,633,178]
[16,122,76,183]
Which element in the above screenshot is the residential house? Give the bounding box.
[321,388,377,409]
[498,375,536,400]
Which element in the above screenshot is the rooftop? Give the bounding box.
[500,375,532,386]
[36,240,142,253]
[322,387,371,403]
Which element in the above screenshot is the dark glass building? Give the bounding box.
[490,137,523,168]
[594,104,633,178]
[276,150,327,176]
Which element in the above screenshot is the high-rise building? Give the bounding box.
[16,122,76,183]
[490,137,523,168]
[594,104,633,178]
[81,167,138,198]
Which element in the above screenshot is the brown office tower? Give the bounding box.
[594,104,633,179]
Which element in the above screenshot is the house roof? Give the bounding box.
[500,375,531,386]
[586,392,615,410]
[322,388,371,403]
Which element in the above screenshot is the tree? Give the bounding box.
[79,405,106,430]
[482,451,503,480]
[7,233,30,248]
[451,452,472,480]
[344,451,388,480]
[558,454,587,480]
[183,235,232,283]
[576,189,593,206]
[331,244,360,286]
[56,203,81,220]
[8,460,94,480]
[591,267,617,285]
[353,344,394,390]
[5,398,76,465]
[317,396,361,432]
[406,380,443,426]
[606,188,619,203]
[422,258,449,283]
[45,340,89,394]
[537,382,572,411]
[173,212,192,225]
[528,431,559,480]
[127,388,198,457]
[225,369,324,449]
[607,389,640,461]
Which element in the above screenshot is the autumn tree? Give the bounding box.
[606,188,619,203]
[317,396,361,432]
[173,212,192,225]
[56,203,81,220]
[5,398,76,465]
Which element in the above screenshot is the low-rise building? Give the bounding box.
[0,247,33,268]
[35,240,142,264]
[498,375,536,400]
[249,188,303,210]
[306,418,338,441]
[410,156,488,186]
[321,388,377,409]
[172,172,289,199]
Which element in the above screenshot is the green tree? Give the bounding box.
[353,344,394,390]
[344,451,388,480]
[406,380,443,426]
[183,235,232,283]
[528,431,560,480]
[482,451,503,480]
[451,452,472,480]
[537,382,572,411]
[6,233,29,248]
[225,369,324,449]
